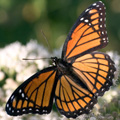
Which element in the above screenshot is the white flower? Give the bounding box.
[0,42,24,70]
[89,117,96,120]
[13,116,22,120]
[0,106,11,120]
[3,78,18,90]
[16,64,37,82]
[5,89,14,102]
[0,88,4,101]
[53,47,62,58]
[40,111,59,120]
[26,40,49,57]
[0,40,49,75]
[106,51,120,86]
[77,114,87,120]
[0,71,5,81]
[61,114,86,120]
[35,59,49,70]
[106,51,120,66]
[26,40,50,69]
[102,88,118,103]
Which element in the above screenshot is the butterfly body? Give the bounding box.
[6,1,116,118]
[51,57,71,74]
[52,57,89,91]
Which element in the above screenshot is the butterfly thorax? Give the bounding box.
[51,57,72,74]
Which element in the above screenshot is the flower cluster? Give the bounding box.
[0,41,120,120]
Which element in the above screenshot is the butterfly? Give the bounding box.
[6,1,116,118]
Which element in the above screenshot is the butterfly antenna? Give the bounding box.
[22,58,51,60]
[23,30,54,61]
[41,30,52,53]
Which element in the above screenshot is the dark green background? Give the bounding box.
[0,0,120,53]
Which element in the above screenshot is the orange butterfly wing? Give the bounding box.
[62,1,108,61]
[6,67,57,116]
[55,75,97,118]
[55,52,116,118]
[56,1,116,117]
[72,52,116,96]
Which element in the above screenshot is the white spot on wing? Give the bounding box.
[74,113,76,115]
[103,38,106,41]
[102,31,104,34]
[100,18,102,21]
[9,107,11,111]
[101,88,104,91]
[93,3,97,6]
[26,97,28,100]
[7,104,9,107]
[19,89,22,93]
[80,110,82,113]
[96,5,100,7]
[11,95,14,100]
[90,102,93,105]
[80,17,84,21]
[96,93,99,96]
[36,109,39,111]
[22,93,24,98]
[100,25,102,28]
[110,69,112,72]
[106,83,109,86]
[43,110,46,112]
[84,19,89,22]
[85,8,89,12]
[68,113,70,115]
[17,110,20,113]
[89,23,91,26]
[104,41,106,43]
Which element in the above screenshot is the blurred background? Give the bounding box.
[0,0,120,52]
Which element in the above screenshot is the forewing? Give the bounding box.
[55,75,97,118]
[72,52,116,96]
[6,67,57,116]
[62,1,108,61]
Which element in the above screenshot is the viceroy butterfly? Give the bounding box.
[6,1,116,118]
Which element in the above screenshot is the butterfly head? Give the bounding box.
[51,57,59,65]
[51,57,72,75]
